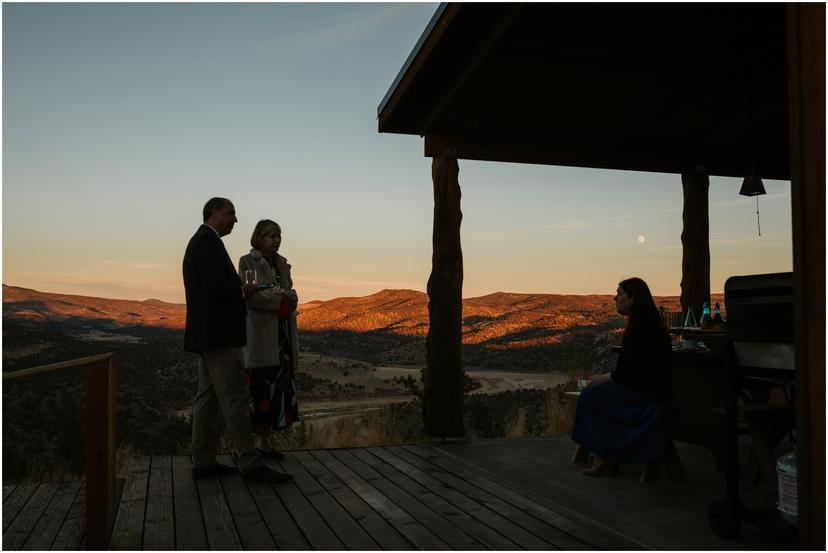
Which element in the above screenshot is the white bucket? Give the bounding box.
[776,450,798,526]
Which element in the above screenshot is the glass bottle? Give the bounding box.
[683,307,697,328]
[700,302,712,329]
[713,302,724,328]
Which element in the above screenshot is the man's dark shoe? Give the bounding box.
[256,448,286,462]
[242,465,294,484]
[192,462,238,480]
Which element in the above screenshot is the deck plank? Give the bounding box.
[268,461,344,551]
[391,446,594,550]
[310,449,449,551]
[49,482,86,550]
[3,482,60,550]
[332,448,485,551]
[372,446,550,550]
[282,453,379,551]
[352,447,522,550]
[291,450,411,550]
[389,445,585,549]
[21,480,83,551]
[111,456,150,550]
[219,471,276,550]
[245,478,311,551]
[197,474,242,551]
[4,484,18,501]
[143,456,175,550]
[406,444,636,550]
[171,456,208,551]
[3,482,39,532]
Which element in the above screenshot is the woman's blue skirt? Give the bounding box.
[571,382,676,464]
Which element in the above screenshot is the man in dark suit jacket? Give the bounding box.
[183,197,292,483]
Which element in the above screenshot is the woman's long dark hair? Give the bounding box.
[619,277,669,347]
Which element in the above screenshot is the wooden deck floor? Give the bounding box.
[3,444,642,550]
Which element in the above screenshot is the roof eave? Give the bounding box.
[377,3,456,133]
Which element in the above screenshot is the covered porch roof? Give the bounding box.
[376,3,823,548]
[378,3,790,180]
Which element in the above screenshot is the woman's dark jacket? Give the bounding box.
[611,330,672,395]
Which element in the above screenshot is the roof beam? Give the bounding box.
[378,4,461,131]
[418,4,523,135]
[424,132,790,180]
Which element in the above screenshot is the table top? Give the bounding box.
[670,327,727,336]
[612,343,717,357]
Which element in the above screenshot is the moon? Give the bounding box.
[637,235,646,243]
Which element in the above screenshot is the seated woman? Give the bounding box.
[571,277,676,479]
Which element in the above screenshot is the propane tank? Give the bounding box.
[776,450,798,526]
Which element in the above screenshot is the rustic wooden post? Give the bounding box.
[85,356,115,549]
[424,152,465,437]
[787,3,825,549]
[680,173,711,320]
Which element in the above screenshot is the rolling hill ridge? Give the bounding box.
[3,284,696,343]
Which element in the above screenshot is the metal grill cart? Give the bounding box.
[703,272,797,540]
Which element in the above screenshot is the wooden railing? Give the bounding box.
[3,353,116,550]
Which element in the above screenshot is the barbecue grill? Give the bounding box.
[708,272,796,540]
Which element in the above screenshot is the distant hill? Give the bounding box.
[298,288,692,370]
[2,284,185,330]
[3,285,702,345]
[300,289,635,344]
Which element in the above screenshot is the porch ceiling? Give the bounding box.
[378,3,790,180]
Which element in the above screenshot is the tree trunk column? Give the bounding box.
[680,173,711,320]
[424,153,465,437]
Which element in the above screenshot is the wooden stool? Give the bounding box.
[571,443,589,463]
[641,441,688,482]
[564,391,590,463]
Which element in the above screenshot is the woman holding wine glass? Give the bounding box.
[237,219,300,460]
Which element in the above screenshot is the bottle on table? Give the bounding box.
[700,302,712,329]
[712,302,724,328]
[683,307,697,328]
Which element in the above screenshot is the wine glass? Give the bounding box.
[244,269,257,286]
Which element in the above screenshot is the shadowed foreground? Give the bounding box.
[3,438,793,550]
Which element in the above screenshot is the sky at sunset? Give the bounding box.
[3,3,793,304]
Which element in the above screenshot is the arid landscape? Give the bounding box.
[3,284,718,482]
[4,284,700,370]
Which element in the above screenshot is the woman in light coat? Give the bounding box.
[238,219,300,459]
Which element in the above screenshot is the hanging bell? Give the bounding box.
[739,173,766,196]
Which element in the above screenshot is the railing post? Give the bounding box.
[3,353,117,550]
[85,355,114,549]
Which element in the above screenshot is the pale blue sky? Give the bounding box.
[3,3,792,303]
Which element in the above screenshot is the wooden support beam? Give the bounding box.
[787,4,825,549]
[424,153,465,437]
[425,133,791,181]
[679,173,711,320]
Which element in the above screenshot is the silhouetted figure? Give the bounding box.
[183,197,292,483]
[571,277,675,479]
[238,219,300,460]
